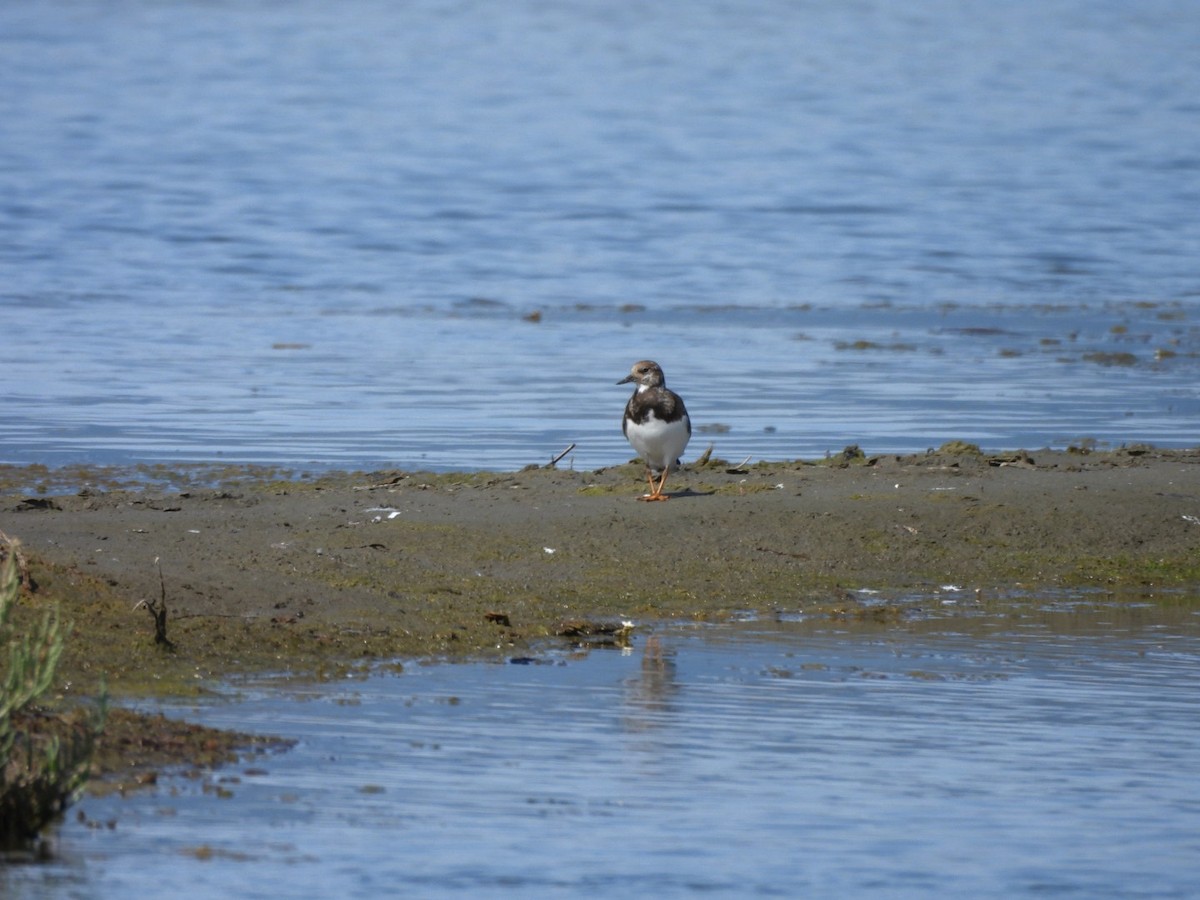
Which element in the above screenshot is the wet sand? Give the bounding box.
[5,445,1199,701]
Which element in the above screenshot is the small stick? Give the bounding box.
[547,442,576,468]
[132,558,176,651]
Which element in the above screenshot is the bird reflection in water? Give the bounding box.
[621,635,680,736]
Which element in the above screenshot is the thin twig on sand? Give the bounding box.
[132,558,176,651]
[547,443,576,468]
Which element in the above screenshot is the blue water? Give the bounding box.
[5,606,1200,898]
[3,0,1199,470]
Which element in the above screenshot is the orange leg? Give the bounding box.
[638,468,671,501]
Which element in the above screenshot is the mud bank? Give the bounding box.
[3,446,1198,702]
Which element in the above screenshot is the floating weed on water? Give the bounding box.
[201,781,235,799]
[1082,351,1139,366]
[833,339,919,352]
[182,844,255,862]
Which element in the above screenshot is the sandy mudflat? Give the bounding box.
[3,445,1199,700]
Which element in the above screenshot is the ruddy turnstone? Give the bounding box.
[617,360,691,501]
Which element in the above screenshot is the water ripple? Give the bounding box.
[2,0,1198,469]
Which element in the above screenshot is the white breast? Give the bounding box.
[625,410,690,472]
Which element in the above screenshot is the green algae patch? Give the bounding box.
[23,559,531,702]
[937,440,984,457]
[1066,553,1200,588]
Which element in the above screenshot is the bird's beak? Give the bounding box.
[617,375,634,385]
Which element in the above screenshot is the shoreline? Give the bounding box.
[4,434,1196,498]
[4,445,1200,791]
[4,444,1198,692]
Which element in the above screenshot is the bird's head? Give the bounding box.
[617,360,666,390]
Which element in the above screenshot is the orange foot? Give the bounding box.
[637,470,671,501]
